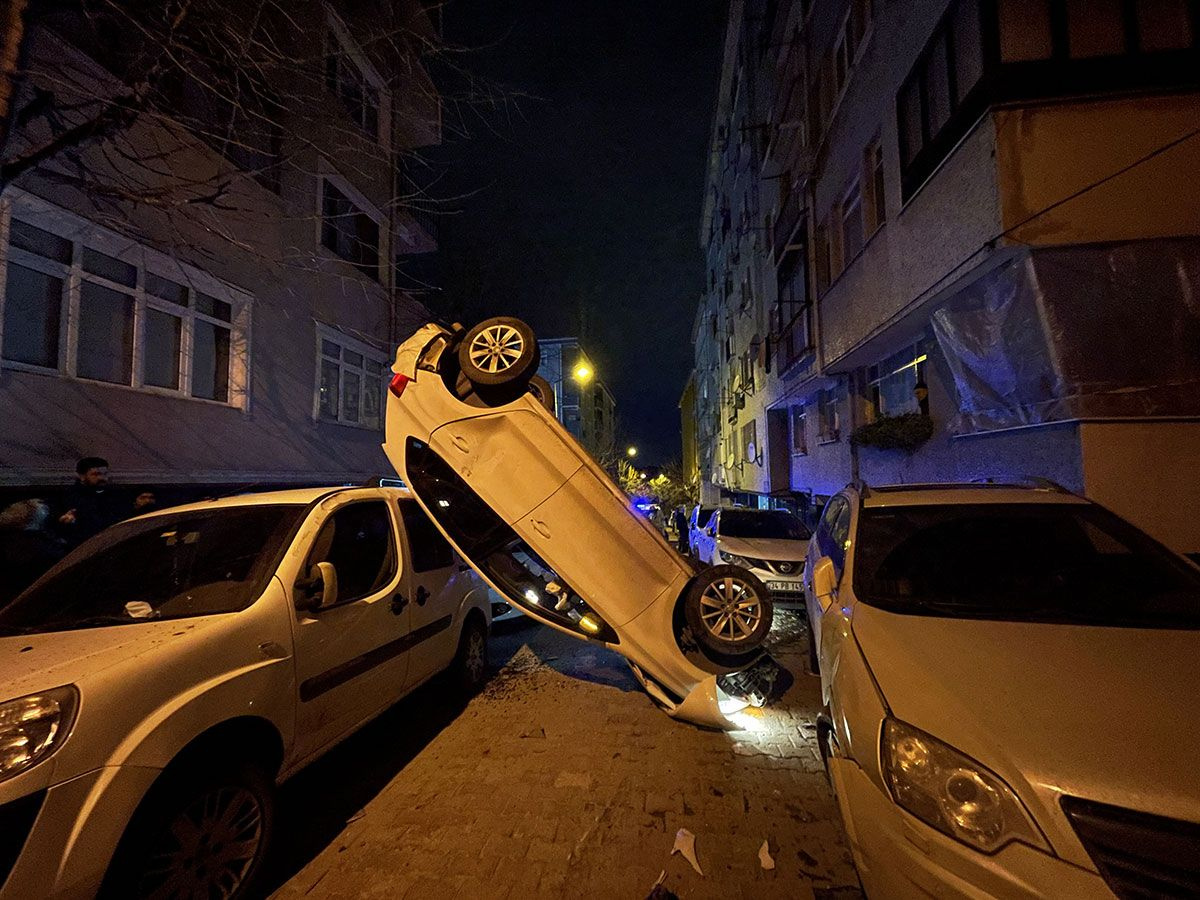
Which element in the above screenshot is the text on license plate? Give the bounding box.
[767,580,802,592]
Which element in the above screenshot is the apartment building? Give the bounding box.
[695,0,1200,552]
[0,0,439,493]
[537,337,617,461]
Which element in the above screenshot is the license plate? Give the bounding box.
[767,580,802,592]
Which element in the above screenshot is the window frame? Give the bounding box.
[0,190,250,409]
[839,177,865,267]
[790,405,808,456]
[864,138,887,234]
[817,387,841,443]
[317,169,386,283]
[867,341,930,419]
[313,322,389,431]
[323,7,391,147]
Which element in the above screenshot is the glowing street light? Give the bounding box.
[573,362,593,383]
[626,446,637,458]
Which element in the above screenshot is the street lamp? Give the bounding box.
[626,446,637,458]
[573,362,593,383]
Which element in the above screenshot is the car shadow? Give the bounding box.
[253,628,534,897]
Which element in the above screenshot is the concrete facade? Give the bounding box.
[693,0,1200,549]
[536,338,617,462]
[0,1,440,490]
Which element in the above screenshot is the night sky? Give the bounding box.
[428,0,729,463]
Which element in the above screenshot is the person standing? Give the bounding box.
[0,499,67,603]
[57,457,154,546]
[673,506,688,554]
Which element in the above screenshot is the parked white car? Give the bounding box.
[686,504,716,558]
[693,508,811,605]
[384,318,776,726]
[0,486,491,900]
[804,481,1200,899]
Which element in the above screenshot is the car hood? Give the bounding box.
[851,604,1200,831]
[0,618,218,700]
[718,535,807,562]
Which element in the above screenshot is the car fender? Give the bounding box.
[826,615,890,793]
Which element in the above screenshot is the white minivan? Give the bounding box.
[0,486,491,900]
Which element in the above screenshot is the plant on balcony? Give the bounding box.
[850,413,934,454]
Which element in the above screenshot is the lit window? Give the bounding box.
[868,342,930,418]
[0,200,248,406]
[817,388,840,442]
[316,326,387,430]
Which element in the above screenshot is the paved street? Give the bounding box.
[262,610,862,899]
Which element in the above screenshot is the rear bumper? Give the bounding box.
[830,758,1109,899]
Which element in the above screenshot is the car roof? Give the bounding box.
[130,485,411,519]
[857,483,1091,508]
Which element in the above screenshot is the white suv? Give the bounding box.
[384,318,776,726]
[0,486,491,900]
[804,482,1200,899]
[693,508,811,605]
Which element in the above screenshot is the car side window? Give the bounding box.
[397,499,455,573]
[306,501,397,603]
[815,497,845,557]
[829,502,853,576]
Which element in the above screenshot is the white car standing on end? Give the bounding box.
[383,317,779,726]
[693,508,811,606]
[0,486,491,900]
[804,481,1200,899]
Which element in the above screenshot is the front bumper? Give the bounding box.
[830,757,1109,899]
[1,766,160,900]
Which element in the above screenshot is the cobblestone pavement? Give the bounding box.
[262,609,862,899]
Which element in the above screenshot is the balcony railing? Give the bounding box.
[770,305,813,374]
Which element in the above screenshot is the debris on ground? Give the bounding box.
[671,828,703,875]
[758,839,775,870]
[645,870,679,899]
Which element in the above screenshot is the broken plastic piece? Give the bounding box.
[671,828,703,876]
[758,840,775,870]
[124,601,155,619]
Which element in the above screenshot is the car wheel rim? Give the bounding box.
[465,630,486,683]
[140,785,264,900]
[468,325,525,374]
[699,577,762,643]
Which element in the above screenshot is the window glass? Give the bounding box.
[841,181,864,263]
[146,273,189,307]
[343,369,361,422]
[306,502,396,603]
[2,264,62,367]
[196,292,232,322]
[869,343,929,416]
[322,339,341,358]
[77,281,134,384]
[144,308,182,389]
[362,377,381,429]
[1137,0,1193,51]
[9,219,71,263]
[829,502,852,572]
[192,320,230,401]
[790,406,807,454]
[1067,0,1126,57]
[951,0,984,101]
[82,248,137,287]
[344,349,363,367]
[923,34,952,137]
[853,503,1200,626]
[864,141,886,232]
[898,75,923,168]
[720,509,811,540]
[321,180,380,280]
[816,497,846,550]
[398,499,455,572]
[0,506,302,633]
[320,358,340,418]
[998,0,1054,61]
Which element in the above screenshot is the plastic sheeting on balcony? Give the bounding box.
[931,238,1200,433]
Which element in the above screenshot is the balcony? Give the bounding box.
[770,304,813,374]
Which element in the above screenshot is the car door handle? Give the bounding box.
[451,435,470,453]
[415,585,430,606]
[531,519,551,539]
[390,594,409,615]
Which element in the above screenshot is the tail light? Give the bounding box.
[389,372,411,398]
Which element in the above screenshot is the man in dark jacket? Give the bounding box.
[0,499,67,604]
[58,456,122,546]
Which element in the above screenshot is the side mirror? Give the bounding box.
[811,556,837,611]
[298,561,338,612]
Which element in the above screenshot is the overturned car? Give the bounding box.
[383,317,778,726]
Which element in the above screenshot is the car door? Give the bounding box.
[289,494,411,762]
[396,496,472,687]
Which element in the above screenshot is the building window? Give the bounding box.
[999,0,1197,63]
[774,245,811,370]
[896,0,985,198]
[815,219,832,295]
[864,139,886,233]
[817,388,840,442]
[0,196,248,407]
[324,13,386,141]
[867,342,929,418]
[790,406,808,455]
[320,176,382,281]
[316,325,387,430]
[839,179,864,266]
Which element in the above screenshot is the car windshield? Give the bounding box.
[853,503,1200,626]
[719,510,811,540]
[0,505,303,635]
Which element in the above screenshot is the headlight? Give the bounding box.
[719,550,751,567]
[881,718,1047,854]
[0,686,78,783]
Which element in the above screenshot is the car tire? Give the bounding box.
[683,565,773,656]
[527,374,556,414]
[451,614,489,695]
[102,760,274,900]
[458,317,540,388]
